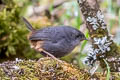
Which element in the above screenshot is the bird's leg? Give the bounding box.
[42,50,62,63]
[33,41,62,63]
[36,48,62,63]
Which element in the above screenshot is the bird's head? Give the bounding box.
[70,29,88,46]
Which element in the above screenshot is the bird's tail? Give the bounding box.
[22,17,35,31]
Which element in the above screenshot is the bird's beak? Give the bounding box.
[80,37,88,41]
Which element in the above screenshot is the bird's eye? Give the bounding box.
[76,34,80,38]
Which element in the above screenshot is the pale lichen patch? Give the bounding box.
[86,17,99,30]
[83,36,113,66]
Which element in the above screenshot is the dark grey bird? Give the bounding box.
[22,17,87,58]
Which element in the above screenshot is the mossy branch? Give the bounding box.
[77,0,120,71]
[0,57,120,79]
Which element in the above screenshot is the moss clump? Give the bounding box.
[0,59,39,80]
[0,0,37,61]
[0,57,120,79]
[0,57,90,80]
[36,58,90,80]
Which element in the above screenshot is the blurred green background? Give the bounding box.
[0,0,120,68]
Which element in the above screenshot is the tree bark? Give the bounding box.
[77,0,120,72]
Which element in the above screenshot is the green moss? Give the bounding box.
[0,60,39,79]
[0,57,90,80]
[0,0,38,61]
[0,57,120,79]
[35,58,89,80]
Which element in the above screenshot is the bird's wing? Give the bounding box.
[29,31,51,41]
[29,27,58,41]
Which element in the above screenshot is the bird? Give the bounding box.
[22,17,87,62]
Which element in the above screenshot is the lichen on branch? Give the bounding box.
[77,0,120,72]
